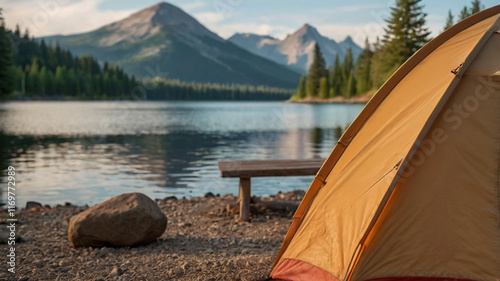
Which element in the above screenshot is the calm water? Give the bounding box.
[0,101,363,207]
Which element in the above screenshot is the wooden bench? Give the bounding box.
[218,159,325,221]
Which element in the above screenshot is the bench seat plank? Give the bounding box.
[218,159,325,178]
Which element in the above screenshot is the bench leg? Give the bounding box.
[239,177,251,221]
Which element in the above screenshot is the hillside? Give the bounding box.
[43,2,301,88]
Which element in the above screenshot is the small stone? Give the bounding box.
[109,267,123,277]
[99,247,110,257]
[241,242,258,248]
[181,262,191,271]
[178,222,192,228]
[33,259,44,268]
[58,267,70,273]
[204,248,214,254]
[119,274,131,281]
[26,201,43,210]
[203,192,215,198]
[171,268,184,278]
[0,227,20,244]
[163,196,177,201]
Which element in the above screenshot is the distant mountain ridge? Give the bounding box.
[228,24,363,72]
[42,2,301,88]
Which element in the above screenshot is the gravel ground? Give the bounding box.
[0,192,303,281]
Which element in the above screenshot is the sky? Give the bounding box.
[1,0,499,46]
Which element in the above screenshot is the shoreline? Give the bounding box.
[288,92,374,104]
[0,191,303,280]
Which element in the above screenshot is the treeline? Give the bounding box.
[295,43,372,99]
[444,0,483,30]
[144,79,293,100]
[294,0,484,100]
[2,24,139,99]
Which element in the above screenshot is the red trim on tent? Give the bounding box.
[365,277,477,281]
[270,258,339,281]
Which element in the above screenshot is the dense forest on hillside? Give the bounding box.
[0,9,293,101]
[0,21,139,99]
[293,0,485,100]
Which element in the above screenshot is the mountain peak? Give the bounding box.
[151,1,176,10]
[299,23,319,34]
[142,2,202,28]
[291,23,321,40]
[99,1,220,45]
[341,36,354,44]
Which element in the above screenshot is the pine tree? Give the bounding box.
[340,48,355,95]
[356,38,373,95]
[341,48,353,83]
[332,54,341,84]
[458,1,482,23]
[470,0,483,14]
[55,66,65,94]
[39,66,48,95]
[27,59,40,95]
[459,6,470,21]
[13,66,24,93]
[345,70,356,98]
[329,87,335,98]
[329,54,342,96]
[306,43,327,97]
[0,8,13,97]
[443,10,454,31]
[383,0,430,64]
[39,39,49,66]
[371,0,430,88]
[318,77,329,99]
[296,76,307,99]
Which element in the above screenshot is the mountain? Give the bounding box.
[228,24,363,73]
[42,2,301,88]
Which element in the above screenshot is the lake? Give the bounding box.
[0,101,363,207]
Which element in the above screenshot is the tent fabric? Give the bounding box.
[271,5,500,281]
[363,278,477,281]
[352,31,500,281]
[272,258,339,281]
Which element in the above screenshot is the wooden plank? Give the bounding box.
[239,178,251,221]
[218,159,325,178]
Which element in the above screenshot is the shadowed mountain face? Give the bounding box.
[42,2,301,88]
[229,24,363,73]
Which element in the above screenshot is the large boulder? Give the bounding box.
[68,192,167,247]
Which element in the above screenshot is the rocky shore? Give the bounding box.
[0,191,305,281]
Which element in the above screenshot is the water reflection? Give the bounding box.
[0,101,363,207]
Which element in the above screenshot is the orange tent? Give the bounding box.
[271,5,500,281]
